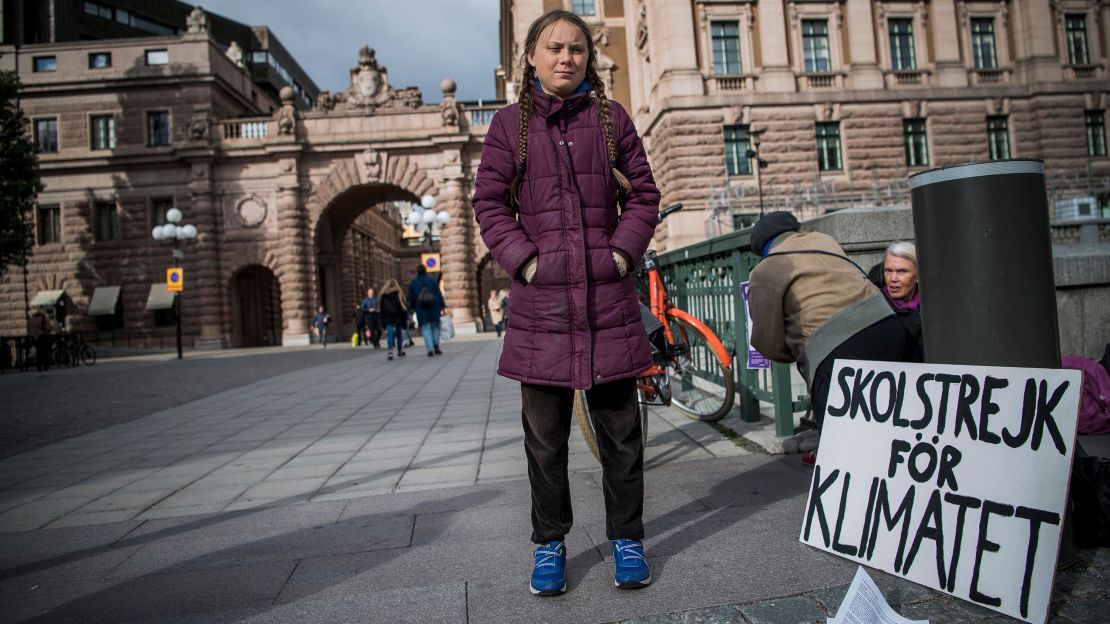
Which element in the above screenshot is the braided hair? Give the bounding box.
[510,10,631,206]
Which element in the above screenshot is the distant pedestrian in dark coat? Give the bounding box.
[406,265,446,356]
[379,279,408,360]
[360,288,381,349]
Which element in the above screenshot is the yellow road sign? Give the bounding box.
[421,253,442,273]
[166,267,184,292]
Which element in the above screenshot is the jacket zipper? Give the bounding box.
[556,110,595,384]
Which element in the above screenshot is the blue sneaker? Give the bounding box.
[529,540,567,596]
[612,539,651,588]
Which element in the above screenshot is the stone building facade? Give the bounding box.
[499,0,1110,250]
[2,9,496,346]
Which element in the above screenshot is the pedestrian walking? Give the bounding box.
[27,309,56,377]
[487,289,505,337]
[406,265,446,356]
[360,288,381,349]
[472,9,661,597]
[354,304,367,346]
[310,306,332,348]
[379,279,408,360]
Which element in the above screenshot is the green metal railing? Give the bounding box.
[655,228,810,438]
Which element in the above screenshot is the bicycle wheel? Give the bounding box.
[666,316,735,422]
[50,346,71,368]
[79,344,97,367]
[574,386,650,463]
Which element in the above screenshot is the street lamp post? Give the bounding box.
[405,194,451,253]
[151,208,197,359]
[746,130,769,217]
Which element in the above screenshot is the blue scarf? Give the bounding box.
[534,78,592,95]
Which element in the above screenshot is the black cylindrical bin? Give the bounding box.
[909,160,1060,369]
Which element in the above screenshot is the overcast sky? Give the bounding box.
[199,0,501,103]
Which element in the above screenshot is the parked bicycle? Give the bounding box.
[576,204,736,460]
[48,333,97,368]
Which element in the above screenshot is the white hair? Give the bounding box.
[885,241,917,266]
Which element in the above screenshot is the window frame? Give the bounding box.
[1086,110,1107,157]
[815,122,843,172]
[149,197,174,229]
[888,18,916,71]
[36,204,61,246]
[146,110,171,147]
[711,21,743,75]
[971,18,998,69]
[802,19,832,74]
[88,52,112,69]
[34,117,58,153]
[1065,14,1090,66]
[93,201,121,242]
[723,125,753,176]
[903,119,929,168]
[144,49,169,66]
[89,114,116,151]
[32,56,57,73]
[571,0,595,16]
[987,116,1011,160]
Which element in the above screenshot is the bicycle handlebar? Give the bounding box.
[657,203,683,223]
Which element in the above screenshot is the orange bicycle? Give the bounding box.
[576,204,736,460]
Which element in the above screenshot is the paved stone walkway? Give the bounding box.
[0,336,1106,623]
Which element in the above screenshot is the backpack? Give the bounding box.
[418,284,435,309]
[1062,355,1110,435]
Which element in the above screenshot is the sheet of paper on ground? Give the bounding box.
[829,566,927,624]
[799,359,1080,624]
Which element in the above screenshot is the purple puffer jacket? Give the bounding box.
[473,88,660,389]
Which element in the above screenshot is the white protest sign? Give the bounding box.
[799,360,1081,624]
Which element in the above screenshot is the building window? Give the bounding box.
[88,52,111,69]
[802,20,831,73]
[571,0,595,16]
[34,118,58,153]
[1066,15,1090,65]
[150,198,174,228]
[903,119,929,167]
[147,111,170,147]
[94,202,120,242]
[83,1,112,19]
[1086,111,1106,157]
[971,18,998,69]
[987,116,1010,160]
[815,122,842,171]
[145,49,169,66]
[37,205,61,245]
[33,56,56,72]
[724,125,752,176]
[711,21,743,74]
[90,115,116,150]
[889,18,916,70]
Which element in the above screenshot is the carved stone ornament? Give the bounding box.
[357,148,384,183]
[225,41,245,68]
[189,111,212,142]
[186,6,209,34]
[276,86,297,135]
[236,195,268,228]
[321,46,424,114]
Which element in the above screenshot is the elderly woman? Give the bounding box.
[472,9,660,595]
[882,241,924,362]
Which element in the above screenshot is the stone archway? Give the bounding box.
[230,264,282,348]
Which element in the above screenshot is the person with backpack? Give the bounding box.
[28,309,57,377]
[406,264,446,356]
[472,9,660,596]
[379,279,408,361]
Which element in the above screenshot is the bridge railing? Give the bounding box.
[655,228,810,437]
[219,118,271,143]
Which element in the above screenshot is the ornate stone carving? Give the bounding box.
[236,195,268,228]
[186,6,209,34]
[440,79,459,127]
[189,110,212,142]
[357,148,384,183]
[902,100,925,119]
[310,47,426,115]
[276,87,297,136]
[225,41,245,68]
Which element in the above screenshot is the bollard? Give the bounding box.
[908,159,1072,567]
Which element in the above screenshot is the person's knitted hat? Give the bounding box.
[751,211,800,256]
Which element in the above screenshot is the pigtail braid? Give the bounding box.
[586,66,631,194]
[510,65,536,207]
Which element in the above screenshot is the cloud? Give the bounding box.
[199,0,501,102]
